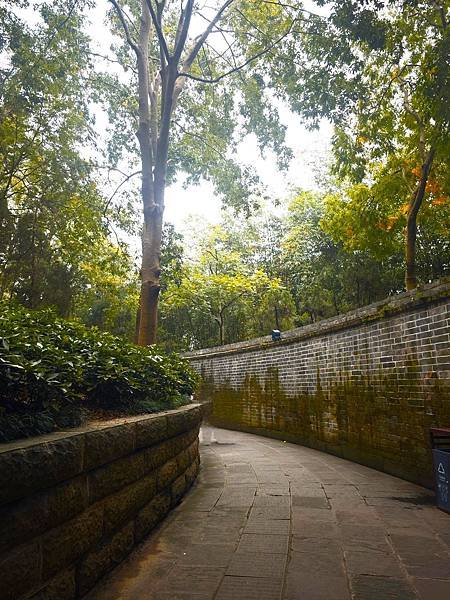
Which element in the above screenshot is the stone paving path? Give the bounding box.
[88,428,450,600]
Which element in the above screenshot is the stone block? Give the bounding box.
[166,406,202,438]
[31,568,76,600]
[227,552,286,579]
[88,451,147,503]
[413,577,450,600]
[143,441,171,472]
[216,576,282,600]
[0,436,84,506]
[0,540,41,600]
[46,475,89,526]
[83,424,135,471]
[135,492,171,542]
[41,505,103,580]
[77,522,134,596]
[185,457,200,486]
[176,448,191,473]
[176,439,199,474]
[0,476,88,554]
[169,427,200,456]
[171,473,187,507]
[187,438,200,461]
[135,414,167,449]
[350,575,417,600]
[103,473,156,534]
[157,458,181,491]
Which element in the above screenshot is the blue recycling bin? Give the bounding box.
[431,427,450,514]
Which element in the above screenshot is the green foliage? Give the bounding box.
[0,1,140,335]
[0,303,198,441]
[159,218,296,350]
[280,191,401,322]
[268,0,449,289]
[102,0,299,215]
[321,157,450,282]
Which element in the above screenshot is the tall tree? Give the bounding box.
[270,0,450,290]
[106,0,303,344]
[0,1,136,327]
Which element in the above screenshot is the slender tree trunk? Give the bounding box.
[405,147,435,291]
[274,304,280,329]
[140,60,179,344]
[217,309,225,345]
[139,210,163,344]
[135,1,159,345]
[29,207,38,309]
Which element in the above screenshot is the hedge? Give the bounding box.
[0,303,199,442]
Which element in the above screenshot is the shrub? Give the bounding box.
[0,303,199,441]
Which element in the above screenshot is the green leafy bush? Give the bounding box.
[0,303,198,442]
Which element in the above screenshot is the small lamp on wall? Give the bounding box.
[271,329,281,341]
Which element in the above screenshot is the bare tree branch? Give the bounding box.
[178,17,297,84]
[103,170,142,215]
[144,0,171,62]
[86,50,138,73]
[182,0,236,72]
[109,0,140,56]
[173,0,195,63]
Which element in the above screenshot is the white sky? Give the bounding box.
[164,118,332,231]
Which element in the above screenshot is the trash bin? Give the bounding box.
[430,427,450,514]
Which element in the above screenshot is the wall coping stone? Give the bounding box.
[0,404,201,454]
[184,278,450,360]
[0,404,202,507]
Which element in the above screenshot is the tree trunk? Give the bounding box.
[274,304,280,329]
[135,1,158,345]
[111,0,232,344]
[138,210,163,345]
[405,147,435,291]
[138,61,178,345]
[218,310,225,345]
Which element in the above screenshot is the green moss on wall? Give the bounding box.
[196,363,450,487]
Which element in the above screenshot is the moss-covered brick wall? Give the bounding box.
[0,404,202,600]
[186,280,450,488]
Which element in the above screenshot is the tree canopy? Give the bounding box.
[0,0,139,335]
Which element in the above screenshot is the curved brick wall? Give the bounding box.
[0,404,202,600]
[187,280,450,487]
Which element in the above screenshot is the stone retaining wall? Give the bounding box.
[0,404,202,600]
[187,280,450,487]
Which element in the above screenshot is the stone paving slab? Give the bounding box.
[227,552,286,578]
[350,575,417,600]
[237,533,289,554]
[87,427,450,600]
[215,576,283,600]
